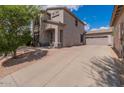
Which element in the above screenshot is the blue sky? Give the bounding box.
[71,5,114,31]
[44,5,114,31]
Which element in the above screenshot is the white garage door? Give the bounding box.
[86,37,110,45]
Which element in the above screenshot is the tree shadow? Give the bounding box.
[111,47,121,58]
[2,49,48,67]
[90,56,124,87]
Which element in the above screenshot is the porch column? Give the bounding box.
[54,26,60,48]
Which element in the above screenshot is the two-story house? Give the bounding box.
[32,7,86,48]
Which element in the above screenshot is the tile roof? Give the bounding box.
[86,28,113,35]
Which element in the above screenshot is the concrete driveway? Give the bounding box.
[0,45,120,87]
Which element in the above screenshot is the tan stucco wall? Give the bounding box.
[113,11,124,56]
[63,10,85,47]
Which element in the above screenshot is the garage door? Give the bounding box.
[86,36,110,45]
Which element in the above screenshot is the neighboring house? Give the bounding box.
[32,7,86,48]
[110,5,124,58]
[86,28,113,46]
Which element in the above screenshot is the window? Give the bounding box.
[75,20,78,27]
[80,34,83,43]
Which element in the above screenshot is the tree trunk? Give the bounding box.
[13,50,17,58]
[4,52,7,57]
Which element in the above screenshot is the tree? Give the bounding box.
[0,5,41,58]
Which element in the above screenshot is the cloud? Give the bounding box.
[43,5,82,11]
[83,21,90,31]
[66,5,81,11]
[85,24,90,31]
[90,28,98,31]
[90,26,110,31]
[99,26,109,29]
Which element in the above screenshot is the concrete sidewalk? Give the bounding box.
[0,45,120,87]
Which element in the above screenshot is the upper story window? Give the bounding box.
[52,11,59,18]
[75,20,78,27]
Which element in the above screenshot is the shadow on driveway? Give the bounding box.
[2,49,48,67]
[90,56,124,87]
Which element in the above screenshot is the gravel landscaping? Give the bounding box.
[0,47,47,79]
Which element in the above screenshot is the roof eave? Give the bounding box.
[110,5,124,26]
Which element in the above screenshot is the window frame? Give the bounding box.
[75,19,78,27]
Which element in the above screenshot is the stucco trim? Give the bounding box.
[43,20,66,26]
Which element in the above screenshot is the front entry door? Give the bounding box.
[49,30,55,46]
[50,31,53,44]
